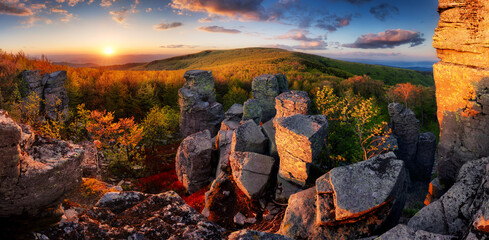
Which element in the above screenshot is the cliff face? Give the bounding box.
[433,0,489,185]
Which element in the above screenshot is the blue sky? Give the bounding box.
[0,0,439,64]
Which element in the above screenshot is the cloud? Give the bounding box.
[275,29,327,50]
[51,8,67,13]
[197,25,241,34]
[146,8,151,13]
[343,29,425,49]
[110,7,128,23]
[160,44,199,48]
[0,1,33,16]
[316,14,352,32]
[153,22,183,30]
[30,3,46,11]
[100,0,113,7]
[68,0,84,7]
[369,3,399,21]
[170,0,267,21]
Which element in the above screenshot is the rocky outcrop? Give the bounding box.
[225,103,244,122]
[230,151,275,199]
[175,129,213,194]
[274,114,328,186]
[278,152,407,239]
[414,132,437,182]
[252,74,280,122]
[231,120,268,154]
[215,129,234,178]
[433,0,489,186]
[275,90,311,118]
[242,99,262,124]
[78,141,100,178]
[275,73,289,93]
[378,224,457,240]
[178,70,224,137]
[40,191,225,239]
[262,119,278,158]
[408,158,489,237]
[0,110,84,228]
[21,70,69,121]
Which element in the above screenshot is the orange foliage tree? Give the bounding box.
[387,82,421,108]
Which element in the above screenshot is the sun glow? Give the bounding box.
[103,47,114,55]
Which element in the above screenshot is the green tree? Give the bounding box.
[222,86,249,110]
[141,106,179,150]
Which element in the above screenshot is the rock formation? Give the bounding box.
[21,70,69,121]
[0,110,84,228]
[178,70,224,137]
[274,114,328,186]
[39,191,225,239]
[228,229,292,240]
[278,153,407,239]
[231,120,268,154]
[229,151,275,199]
[175,129,213,194]
[242,99,262,125]
[433,0,489,186]
[251,74,280,122]
[388,103,436,183]
[215,129,234,178]
[275,90,311,118]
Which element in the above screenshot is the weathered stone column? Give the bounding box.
[433,0,489,185]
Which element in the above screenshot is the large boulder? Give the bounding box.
[225,103,244,122]
[377,224,457,240]
[0,110,84,231]
[275,73,289,93]
[252,74,280,122]
[242,99,262,125]
[388,103,420,177]
[178,70,224,137]
[275,90,311,118]
[175,130,213,194]
[408,157,489,237]
[274,114,328,186]
[278,152,408,239]
[230,151,275,199]
[231,120,268,154]
[40,191,225,239]
[262,119,278,158]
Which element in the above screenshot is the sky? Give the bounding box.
[0,0,440,65]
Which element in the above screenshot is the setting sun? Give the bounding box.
[103,47,114,55]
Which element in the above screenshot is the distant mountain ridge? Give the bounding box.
[130,48,434,86]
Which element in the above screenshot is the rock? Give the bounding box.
[408,158,489,236]
[234,212,246,225]
[275,114,328,186]
[275,91,311,118]
[262,119,278,158]
[96,191,148,214]
[228,229,293,240]
[242,99,262,125]
[78,141,100,178]
[279,153,408,240]
[377,224,457,240]
[175,130,213,194]
[388,103,420,179]
[221,119,241,131]
[433,0,489,186]
[275,174,303,201]
[40,191,225,239]
[230,151,275,199]
[275,73,289,93]
[225,103,244,122]
[0,110,84,233]
[252,74,280,122]
[473,200,489,233]
[43,71,69,121]
[414,132,437,182]
[20,70,70,121]
[315,152,407,224]
[215,130,234,178]
[278,187,317,239]
[231,120,268,154]
[178,70,224,137]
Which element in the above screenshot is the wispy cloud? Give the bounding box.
[197,25,241,34]
[153,22,183,30]
[146,8,151,13]
[330,0,372,5]
[275,29,327,50]
[160,44,199,48]
[0,1,33,16]
[316,14,352,32]
[170,0,268,21]
[343,29,425,49]
[110,7,128,24]
[370,3,399,21]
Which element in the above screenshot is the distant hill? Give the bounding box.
[130,48,434,86]
[53,62,99,68]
